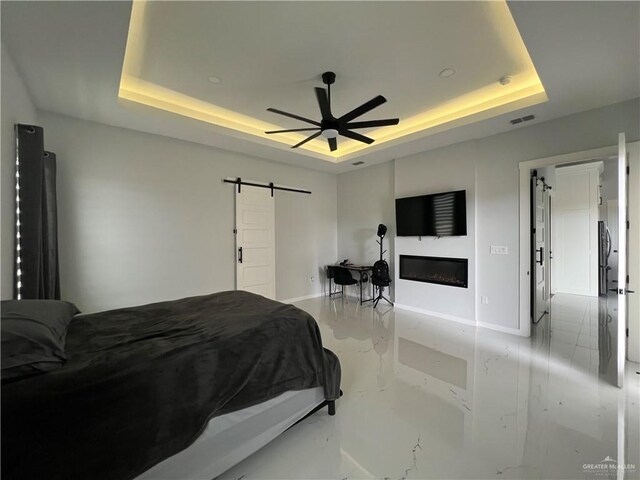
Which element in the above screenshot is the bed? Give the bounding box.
[1,291,341,480]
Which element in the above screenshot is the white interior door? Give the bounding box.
[554,164,601,296]
[235,185,275,299]
[615,133,627,387]
[532,175,550,322]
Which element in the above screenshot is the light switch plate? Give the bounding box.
[490,245,508,255]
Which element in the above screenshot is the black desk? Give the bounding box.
[327,264,374,305]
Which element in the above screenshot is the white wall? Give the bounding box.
[337,98,640,332]
[1,43,39,299]
[600,158,618,206]
[337,161,395,296]
[38,112,337,313]
[394,141,477,322]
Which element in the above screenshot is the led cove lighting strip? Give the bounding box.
[15,130,22,299]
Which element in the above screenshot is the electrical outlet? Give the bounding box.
[481,296,489,305]
[490,245,508,255]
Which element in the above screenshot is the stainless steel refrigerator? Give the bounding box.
[598,221,612,296]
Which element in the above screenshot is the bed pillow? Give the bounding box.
[1,299,80,381]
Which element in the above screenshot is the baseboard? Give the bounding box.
[394,304,527,337]
[394,303,476,327]
[279,292,323,304]
[477,321,527,337]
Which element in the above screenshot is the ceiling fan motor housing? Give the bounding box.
[322,71,336,85]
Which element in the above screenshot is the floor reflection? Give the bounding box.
[222,295,640,480]
[533,293,619,386]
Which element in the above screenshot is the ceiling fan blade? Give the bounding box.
[291,131,321,149]
[265,127,321,134]
[267,108,321,127]
[339,129,375,145]
[338,95,387,124]
[315,87,333,120]
[345,118,399,129]
[328,137,337,152]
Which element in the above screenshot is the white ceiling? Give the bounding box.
[1,1,638,173]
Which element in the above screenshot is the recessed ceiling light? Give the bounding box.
[499,75,512,86]
[439,68,456,78]
[208,76,222,84]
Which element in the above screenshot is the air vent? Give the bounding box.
[352,161,365,166]
[510,114,535,125]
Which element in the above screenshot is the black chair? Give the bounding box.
[372,259,393,308]
[326,265,337,296]
[331,266,358,302]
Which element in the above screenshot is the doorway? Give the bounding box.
[532,159,619,380]
[519,136,638,389]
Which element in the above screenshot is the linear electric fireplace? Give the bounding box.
[399,255,468,288]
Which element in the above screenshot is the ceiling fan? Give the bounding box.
[265,72,399,152]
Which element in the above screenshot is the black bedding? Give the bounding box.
[1,291,341,480]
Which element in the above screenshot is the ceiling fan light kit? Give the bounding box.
[321,128,339,139]
[265,71,399,152]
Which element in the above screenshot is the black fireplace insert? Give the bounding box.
[399,255,468,288]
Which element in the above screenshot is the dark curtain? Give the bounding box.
[14,124,60,300]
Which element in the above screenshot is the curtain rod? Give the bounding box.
[223,177,311,195]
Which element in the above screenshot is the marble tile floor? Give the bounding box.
[221,294,640,480]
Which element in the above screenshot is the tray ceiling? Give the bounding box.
[119,1,546,163]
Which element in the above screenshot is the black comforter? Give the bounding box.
[1,291,341,480]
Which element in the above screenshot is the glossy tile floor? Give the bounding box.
[222,294,640,479]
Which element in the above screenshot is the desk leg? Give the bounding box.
[360,269,375,305]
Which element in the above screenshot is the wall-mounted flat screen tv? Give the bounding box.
[395,190,467,236]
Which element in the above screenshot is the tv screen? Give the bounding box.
[396,190,467,236]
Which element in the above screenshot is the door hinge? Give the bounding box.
[233,228,237,234]
[627,274,630,283]
[627,166,630,175]
[627,220,630,229]
[626,328,629,338]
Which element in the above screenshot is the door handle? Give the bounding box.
[536,247,544,266]
[238,247,243,263]
[611,288,636,294]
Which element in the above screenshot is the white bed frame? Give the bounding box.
[136,387,326,480]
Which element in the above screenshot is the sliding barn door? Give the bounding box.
[531,174,550,322]
[235,185,276,299]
